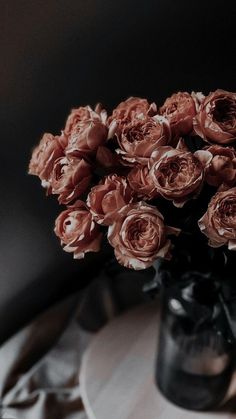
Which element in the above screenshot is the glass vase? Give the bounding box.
[155,276,235,411]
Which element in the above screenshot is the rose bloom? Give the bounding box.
[64,104,108,157]
[64,103,107,135]
[193,90,236,145]
[127,165,158,200]
[160,92,198,137]
[150,146,210,207]
[29,133,65,183]
[204,145,236,188]
[87,174,133,225]
[116,115,171,165]
[51,156,92,205]
[108,202,179,270]
[108,96,157,138]
[54,201,102,259]
[199,187,236,250]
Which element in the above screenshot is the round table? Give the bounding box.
[80,302,236,419]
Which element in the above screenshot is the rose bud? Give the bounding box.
[108,202,179,270]
[87,174,133,225]
[28,133,65,183]
[116,115,171,165]
[193,89,236,145]
[64,105,108,158]
[204,145,236,188]
[108,96,157,138]
[160,92,198,137]
[51,156,92,205]
[54,201,102,259]
[127,165,158,200]
[150,146,211,207]
[199,187,236,250]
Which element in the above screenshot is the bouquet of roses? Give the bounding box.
[29,90,236,271]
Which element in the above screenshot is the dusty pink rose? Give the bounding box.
[54,201,102,259]
[199,188,236,250]
[87,174,133,225]
[127,165,158,200]
[64,104,108,157]
[204,145,236,188]
[108,97,157,138]
[193,90,236,144]
[108,202,179,270]
[160,91,198,137]
[64,103,107,135]
[51,156,92,204]
[64,107,92,135]
[29,133,65,182]
[116,115,171,165]
[150,146,211,207]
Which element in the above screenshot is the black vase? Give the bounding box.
[155,276,235,411]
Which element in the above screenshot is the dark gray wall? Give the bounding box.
[0,0,235,342]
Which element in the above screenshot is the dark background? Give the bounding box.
[0,0,235,343]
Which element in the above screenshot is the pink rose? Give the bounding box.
[64,103,107,135]
[29,133,65,182]
[54,202,102,259]
[108,202,179,270]
[160,91,198,137]
[108,97,157,138]
[204,145,236,188]
[116,115,171,165]
[87,174,133,225]
[127,165,158,200]
[65,105,108,157]
[199,187,236,250]
[51,156,92,204]
[150,146,211,207]
[193,90,236,144]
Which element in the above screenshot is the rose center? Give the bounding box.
[54,160,68,181]
[63,212,84,237]
[158,157,195,188]
[128,219,148,238]
[126,218,157,250]
[125,121,158,144]
[212,98,236,127]
[218,198,236,225]
[127,128,144,143]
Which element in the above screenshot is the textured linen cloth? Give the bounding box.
[0,266,149,419]
[0,293,90,419]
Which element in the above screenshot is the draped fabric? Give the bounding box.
[0,266,149,419]
[0,293,89,419]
